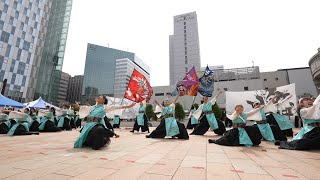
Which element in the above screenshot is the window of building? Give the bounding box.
[9,16,14,25]
[185,67,188,73]
[275,78,279,81]
[15,11,19,19]
[22,31,26,39]
[0,20,4,30]
[184,22,186,26]
[20,22,24,30]
[3,4,8,13]
[184,25,186,29]
[265,87,269,90]
[184,42,187,46]
[185,56,187,64]
[25,17,29,24]
[155,93,164,96]
[264,79,267,81]
[224,88,228,91]
[13,1,18,9]
[244,86,248,91]
[11,26,15,35]
[184,29,186,34]
[23,7,28,15]
[185,47,187,51]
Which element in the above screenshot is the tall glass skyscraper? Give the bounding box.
[82,43,150,104]
[0,0,52,102]
[34,0,72,105]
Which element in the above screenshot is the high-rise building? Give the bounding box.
[82,43,150,104]
[57,71,70,105]
[34,0,73,105]
[169,11,201,85]
[67,75,83,103]
[309,48,320,94]
[0,0,53,102]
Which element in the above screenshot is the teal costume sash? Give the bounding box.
[257,124,275,141]
[162,106,180,137]
[190,109,198,125]
[0,114,10,128]
[272,113,293,130]
[203,102,218,130]
[137,106,145,126]
[74,122,98,148]
[238,127,253,146]
[7,115,30,136]
[292,117,320,140]
[113,115,120,125]
[232,114,252,146]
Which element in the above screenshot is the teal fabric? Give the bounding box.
[233,113,247,124]
[260,109,267,120]
[75,116,79,123]
[272,113,293,130]
[162,106,180,137]
[0,114,8,120]
[303,118,320,125]
[7,115,29,136]
[39,118,48,131]
[292,125,315,140]
[202,102,218,130]
[190,109,198,125]
[137,106,145,126]
[257,123,275,142]
[87,105,106,119]
[113,116,120,124]
[74,122,98,148]
[4,121,11,128]
[57,116,65,128]
[238,127,253,147]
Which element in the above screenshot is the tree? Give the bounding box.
[145,104,155,120]
[175,102,185,121]
[212,103,222,120]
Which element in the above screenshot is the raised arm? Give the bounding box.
[210,91,222,104]
[313,94,320,105]
[276,95,292,106]
[113,102,136,110]
[173,95,179,104]
[226,111,240,121]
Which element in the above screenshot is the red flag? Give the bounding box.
[124,69,153,102]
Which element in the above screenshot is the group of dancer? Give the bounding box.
[0,105,80,136]
[2,91,319,151]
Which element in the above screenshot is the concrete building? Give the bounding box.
[0,0,53,102]
[260,71,289,91]
[309,48,320,94]
[169,12,201,85]
[278,67,318,98]
[34,0,73,105]
[82,43,150,104]
[114,58,150,98]
[67,75,83,103]
[151,67,263,109]
[57,71,70,105]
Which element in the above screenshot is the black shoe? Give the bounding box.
[208,139,215,143]
[130,130,134,133]
[274,141,281,146]
[145,135,150,138]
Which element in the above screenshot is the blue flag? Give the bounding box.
[198,66,214,97]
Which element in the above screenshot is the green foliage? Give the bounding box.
[175,102,185,120]
[212,103,222,119]
[145,104,155,120]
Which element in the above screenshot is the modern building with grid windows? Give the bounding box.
[34,0,72,105]
[82,43,150,104]
[169,11,201,85]
[0,0,72,103]
[0,0,52,102]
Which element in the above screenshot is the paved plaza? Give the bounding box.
[0,127,320,180]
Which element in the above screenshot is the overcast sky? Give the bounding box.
[63,0,320,86]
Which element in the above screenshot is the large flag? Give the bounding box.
[225,83,297,115]
[198,65,215,97]
[172,67,200,96]
[124,69,153,102]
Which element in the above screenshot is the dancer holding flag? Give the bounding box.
[123,69,153,133]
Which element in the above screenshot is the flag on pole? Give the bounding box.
[172,67,200,96]
[124,69,153,102]
[198,65,215,97]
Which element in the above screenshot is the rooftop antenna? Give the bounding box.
[252,60,254,67]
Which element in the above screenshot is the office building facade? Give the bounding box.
[67,75,83,103]
[57,71,70,105]
[0,0,53,102]
[82,43,150,104]
[309,48,320,94]
[34,0,72,104]
[169,12,201,85]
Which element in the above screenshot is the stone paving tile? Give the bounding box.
[0,127,320,180]
[172,167,206,180]
[146,159,182,176]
